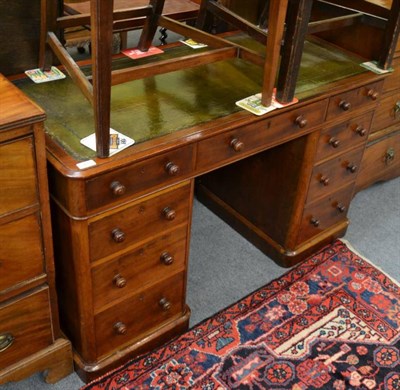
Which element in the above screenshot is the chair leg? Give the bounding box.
[138,0,166,51]
[275,0,313,104]
[378,0,400,70]
[196,0,215,32]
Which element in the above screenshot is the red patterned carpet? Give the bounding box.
[83,240,400,390]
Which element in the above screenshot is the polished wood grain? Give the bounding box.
[88,183,191,261]
[91,226,187,312]
[0,75,72,385]
[371,88,400,133]
[94,272,185,357]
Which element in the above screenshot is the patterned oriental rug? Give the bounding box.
[83,240,400,390]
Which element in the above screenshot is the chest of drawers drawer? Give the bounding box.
[88,182,191,262]
[297,184,354,244]
[370,89,400,133]
[315,112,372,162]
[0,213,45,293]
[91,226,188,312]
[0,287,53,369]
[307,147,364,204]
[0,136,38,215]
[86,144,195,211]
[326,80,383,121]
[94,272,185,358]
[196,99,328,171]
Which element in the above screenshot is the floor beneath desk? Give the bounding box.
[2,177,399,390]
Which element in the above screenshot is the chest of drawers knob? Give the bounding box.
[355,126,367,137]
[162,207,176,221]
[160,252,174,265]
[295,115,308,128]
[113,322,127,335]
[346,163,358,173]
[113,274,127,289]
[230,138,244,152]
[336,203,347,213]
[310,217,320,227]
[329,137,341,148]
[0,333,14,353]
[367,89,379,101]
[339,100,351,111]
[159,298,171,311]
[111,228,126,243]
[110,181,126,196]
[320,176,330,186]
[165,162,180,176]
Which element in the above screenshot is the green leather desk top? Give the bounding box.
[16,37,366,161]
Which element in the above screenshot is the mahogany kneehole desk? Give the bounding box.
[17,38,386,381]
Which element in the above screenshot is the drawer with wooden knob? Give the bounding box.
[0,287,53,368]
[370,89,400,133]
[0,136,38,215]
[315,111,373,162]
[307,147,364,204]
[326,80,383,121]
[196,99,328,171]
[297,185,354,244]
[88,182,191,262]
[85,144,195,211]
[94,272,185,358]
[0,213,45,293]
[91,226,188,312]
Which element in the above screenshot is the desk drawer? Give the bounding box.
[86,144,195,211]
[89,182,191,261]
[91,226,188,312]
[297,185,354,244]
[326,81,383,121]
[315,112,372,162]
[196,99,327,171]
[0,136,38,216]
[0,213,45,293]
[370,89,400,133]
[0,287,53,368]
[94,272,185,358]
[307,147,364,204]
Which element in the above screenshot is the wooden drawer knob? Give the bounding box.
[0,333,14,352]
[295,115,307,128]
[329,137,341,148]
[163,207,176,221]
[337,203,347,213]
[355,126,367,137]
[113,274,127,288]
[339,100,351,111]
[159,298,171,311]
[110,181,126,196]
[310,217,320,227]
[165,162,180,176]
[112,228,125,243]
[113,322,127,335]
[367,89,379,100]
[346,163,358,173]
[230,138,244,152]
[160,252,174,265]
[319,176,330,186]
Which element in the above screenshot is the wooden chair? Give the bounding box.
[40,0,294,158]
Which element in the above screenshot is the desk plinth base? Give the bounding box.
[74,305,191,384]
[196,184,349,268]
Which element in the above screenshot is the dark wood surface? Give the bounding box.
[0,74,73,385]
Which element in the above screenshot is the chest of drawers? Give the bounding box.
[0,75,72,384]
